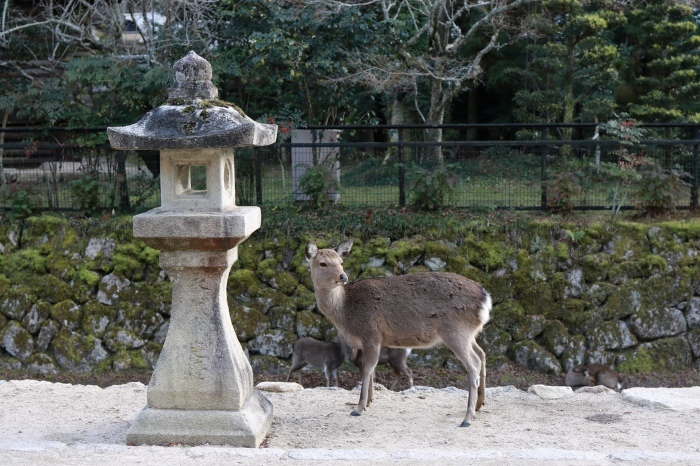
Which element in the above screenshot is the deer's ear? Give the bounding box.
[337,240,353,258]
[306,242,318,260]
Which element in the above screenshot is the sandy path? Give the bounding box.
[0,380,699,465]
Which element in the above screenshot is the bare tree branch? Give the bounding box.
[309,0,538,139]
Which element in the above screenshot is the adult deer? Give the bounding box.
[306,240,491,427]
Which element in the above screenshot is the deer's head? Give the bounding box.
[306,240,352,290]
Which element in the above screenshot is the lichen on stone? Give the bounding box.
[198,99,247,118]
[295,310,332,340]
[50,299,82,330]
[82,300,117,338]
[1,320,34,361]
[267,305,297,332]
[513,340,562,375]
[248,329,296,358]
[616,336,692,373]
[229,305,270,342]
[181,121,197,135]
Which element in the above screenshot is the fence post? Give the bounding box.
[398,128,405,207]
[692,127,699,211]
[116,151,131,212]
[255,147,263,205]
[540,127,549,211]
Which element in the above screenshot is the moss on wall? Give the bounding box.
[0,213,699,376]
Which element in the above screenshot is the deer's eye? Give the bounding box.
[319,262,327,267]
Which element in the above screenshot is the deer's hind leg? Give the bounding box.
[323,365,332,387]
[441,334,482,427]
[286,360,307,384]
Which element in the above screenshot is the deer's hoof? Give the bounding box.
[350,410,361,417]
[459,421,471,428]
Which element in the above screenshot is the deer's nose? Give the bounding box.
[340,273,348,284]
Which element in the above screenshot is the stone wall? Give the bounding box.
[1,215,699,376]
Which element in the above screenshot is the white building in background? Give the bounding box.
[91,11,166,45]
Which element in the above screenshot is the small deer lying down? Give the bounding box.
[286,337,346,387]
[306,240,491,427]
[565,364,622,391]
[350,346,414,390]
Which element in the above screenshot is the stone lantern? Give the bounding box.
[107,51,276,447]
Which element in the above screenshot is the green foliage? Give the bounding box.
[261,104,307,141]
[597,113,650,221]
[624,1,700,122]
[0,183,39,223]
[547,171,583,215]
[3,0,700,137]
[636,164,690,217]
[11,55,170,128]
[69,175,112,218]
[127,172,159,213]
[297,158,340,208]
[511,0,623,124]
[599,112,647,145]
[216,0,384,124]
[409,164,457,211]
[235,150,257,207]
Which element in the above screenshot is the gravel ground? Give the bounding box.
[1,378,699,465]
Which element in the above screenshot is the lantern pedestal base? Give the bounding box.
[126,390,273,447]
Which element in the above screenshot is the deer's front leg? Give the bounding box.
[473,341,486,411]
[351,344,380,416]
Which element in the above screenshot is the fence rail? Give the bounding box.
[1,124,698,213]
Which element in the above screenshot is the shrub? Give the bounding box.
[636,164,690,217]
[69,175,111,217]
[0,182,39,223]
[297,158,340,208]
[409,163,457,211]
[547,171,582,215]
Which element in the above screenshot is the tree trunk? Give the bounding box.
[467,88,478,141]
[389,91,419,140]
[561,43,576,150]
[425,79,446,163]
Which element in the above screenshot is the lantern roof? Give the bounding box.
[108,51,277,150]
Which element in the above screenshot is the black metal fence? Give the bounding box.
[1,124,698,213]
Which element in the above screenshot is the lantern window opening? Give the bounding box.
[176,164,208,197]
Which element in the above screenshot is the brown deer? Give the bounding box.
[349,346,414,390]
[306,240,491,427]
[565,364,622,391]
[287,336,414,390]
[286,337,347,387]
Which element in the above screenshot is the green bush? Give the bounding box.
[547,171,582,215]
[297,158,339,208]
[409,163,457,211]
[69,175,111,217]
[636,164,690,217]
[0,182,39,223]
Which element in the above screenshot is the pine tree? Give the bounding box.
[512,0,625,126]
[624,0,700,122]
